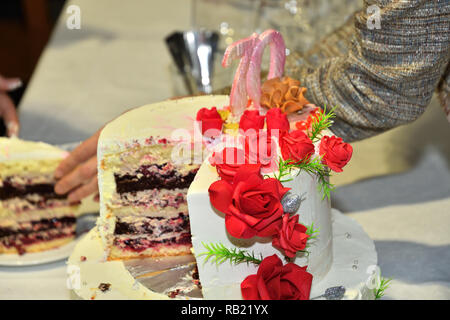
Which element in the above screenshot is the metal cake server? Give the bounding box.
[123,254,203,299]
[310,286,346,300]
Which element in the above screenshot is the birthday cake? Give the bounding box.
[0,138,78,254]
[69,30,379,300]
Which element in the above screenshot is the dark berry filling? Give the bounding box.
[0,217,76,238]
[0,178,67,201]
[114,164,198,194]
[113,233,192,252]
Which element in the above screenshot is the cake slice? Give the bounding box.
[0,138,78,254]
[102,143,199,259]
[97,95,230,260]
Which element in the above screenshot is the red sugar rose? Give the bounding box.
[208,164,290,239]
[241,254,313,300]
[279,130,315,164]
[266,108,290,135]
[196,107,224,135]
[272,214,309,258]
[210,147,249,182]
[239,109,265,133]
[319,135,353,172]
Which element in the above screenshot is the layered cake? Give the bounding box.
[73,29,378,300]
[97,96,229,260]
[0,138,78,254]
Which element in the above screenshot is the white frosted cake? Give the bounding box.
[0,138,78,254]
[94,100,341,299]
[70,29,378,300]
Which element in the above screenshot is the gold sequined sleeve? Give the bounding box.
[286,0,450,142]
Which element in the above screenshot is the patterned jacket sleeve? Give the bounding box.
[286,0,450,142]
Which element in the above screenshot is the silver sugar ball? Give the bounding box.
[281,193,302,213]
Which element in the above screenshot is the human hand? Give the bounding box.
[0,75,22,137]
[54,129,102,203]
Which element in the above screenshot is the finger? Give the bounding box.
[0,76,22,92]
[67,176,99,203]
[54,129,101,179]
[54,156,97,195]
[0,93,20,137]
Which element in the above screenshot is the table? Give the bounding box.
[2,0,449,300]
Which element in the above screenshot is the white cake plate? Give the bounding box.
[68,209,378,300]
[0,238,80,266]
[0,213,97,267]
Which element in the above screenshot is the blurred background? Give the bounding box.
[0,0,66,134]
[0,0,365,132]
[0,0,448,299]
[0,1,65,82]
[1,0,448,185]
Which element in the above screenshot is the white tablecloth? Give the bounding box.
[2,0,448,300]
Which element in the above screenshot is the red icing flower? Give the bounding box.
[266,108,289,135]
[241,254,313,300]
[243,130,277,171]
[196,107,224,135]
[295,108,322,131]
[279,130,315,164]
[208,164,290,239]
[272,214,309,258]
[239,109,265,132]
[210,147,249,182]
[319,135,353,172]
[295,121,309,131]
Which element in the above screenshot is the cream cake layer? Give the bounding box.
[0,138,78,255]
[109,241,192,260]
[109,188,188,216]
[0,197,70,217]
[101,144,199,177]
[0,206,76,227]
[0,138,69,177]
